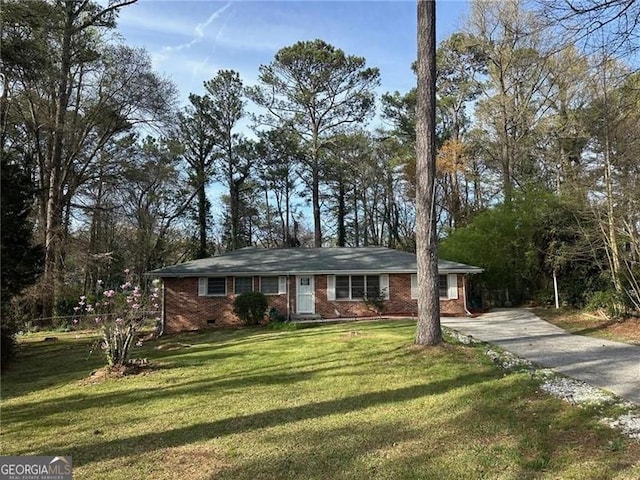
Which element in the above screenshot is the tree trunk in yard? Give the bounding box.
[197,173,208,258]
[43,2,75,319]
[600,61,623,295]
[337,180,346,247]
[415,0,441,346]
[311,134,322,248]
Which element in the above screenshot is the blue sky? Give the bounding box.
[115,0,470,114]
[112,1,470,232]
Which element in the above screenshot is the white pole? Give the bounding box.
[553,270,559,309]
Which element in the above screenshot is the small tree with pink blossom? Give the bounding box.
[74,269,161,368]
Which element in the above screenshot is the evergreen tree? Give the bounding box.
[1,154,43,365]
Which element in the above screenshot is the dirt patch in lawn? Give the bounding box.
[80,359,157,385]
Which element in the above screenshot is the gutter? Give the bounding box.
[463,274,473,317]
[159,282,166,336]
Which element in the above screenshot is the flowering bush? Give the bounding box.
[73,270,161,368]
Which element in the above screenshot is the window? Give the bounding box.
[411,274,457,300]
[365,275,380,299]
[260,276,279,294]
[439,275,448,298]
[335,276,350,299]
[351,275,365,299]
[334,275,384,300]
[234,277,253,294]
[198,277,226,296]
[208,277,226,295]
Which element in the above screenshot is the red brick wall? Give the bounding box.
[313,274,466,318]
[314,274,418,318]
[162,273,468,332]
[440,277,467,316]
[163,276,291,333]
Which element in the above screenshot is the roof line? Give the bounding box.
[147,268,483,278]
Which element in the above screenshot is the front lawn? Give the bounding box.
[1,321,639,479]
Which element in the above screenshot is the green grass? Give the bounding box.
[2,321,639,479]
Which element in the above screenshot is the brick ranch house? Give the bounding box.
[147,247,483,333]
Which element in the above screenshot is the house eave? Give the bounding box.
[144,247,484,278]
[147,268,483,278]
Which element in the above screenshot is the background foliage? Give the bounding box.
[2,0,639,332]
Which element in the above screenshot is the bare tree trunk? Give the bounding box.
[600,60,623,294]
[285,181,291,246]
[353,193,360,247]
[500,111,513,206]
[311,136,322,247]
[84,168,105,291]
[603,127,622,293]
[415,0,441,346]
[362,192,370,246]
[197,175,208,258]
[337,180,346,247]
[262,187,272,247]
[43,2,75,319]
[40,0,138,317]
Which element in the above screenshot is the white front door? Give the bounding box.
[296,276,315,314]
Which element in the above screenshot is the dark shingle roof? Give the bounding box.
[146,247,482,277]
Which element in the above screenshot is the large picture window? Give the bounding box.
[335,275,382,300]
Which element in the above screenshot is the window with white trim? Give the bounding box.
[198,277,227,296]
[446,274,459,299]
[260,276,287,295]
[260,276,279,294]
[234,276,253,294]
[438,275,448,298]
[334,275,383,300]
[410,274,458,300]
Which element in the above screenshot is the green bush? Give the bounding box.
[586,290,626,318]
[1,318,17,367]
[233,292,269,326]
[268,307,286,323]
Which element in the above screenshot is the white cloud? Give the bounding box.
[164,2,232,52]
[117,8,194,37]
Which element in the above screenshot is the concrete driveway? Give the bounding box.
[442,309,640,405]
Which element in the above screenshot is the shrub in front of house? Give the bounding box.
[363,288,387,315]
[268,307,286,323]
[234,292,269,326]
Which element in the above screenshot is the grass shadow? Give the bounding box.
[39,371,494,467]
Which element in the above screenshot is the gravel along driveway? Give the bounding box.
[441,309,640,406]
